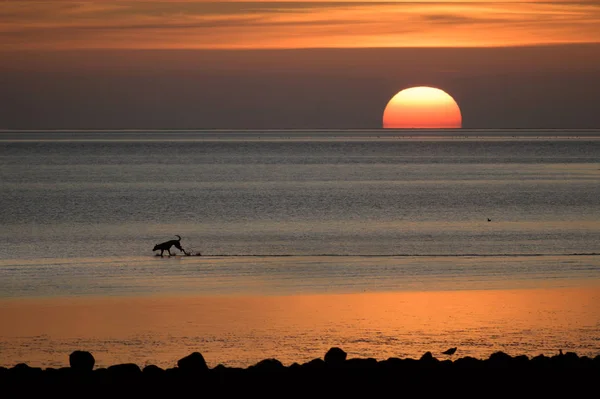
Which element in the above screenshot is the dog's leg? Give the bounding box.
[174,242,187,256]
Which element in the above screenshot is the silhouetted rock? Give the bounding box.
[142,364,165,377]
[1,349,599,395]
[439,359,453,369]
[302,358,325,370]
[531,354,555,372]
[69,350,95,372]
[345,358,378,369]
[578,356,594,368]
[288,362,301,370]
[324,347,347,366]
[419,351,438,363]
[250,358,285,372]
[453,356,482,369]
[550,351,584,369]
[9,363,43,378]
[513,354,529,367]
[564,351,579,362]
[177,352,208,373]
[161,367,180,381]
[487,351,513,368]
[378,357,412,374]
[212,364,245,379]
[396,357,420,372]
[107,363,142,379]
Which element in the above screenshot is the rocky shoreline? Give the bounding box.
[2,347,599,397]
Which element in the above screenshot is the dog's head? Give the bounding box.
[153,244,159,251]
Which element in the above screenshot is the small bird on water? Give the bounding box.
[442,347,457,355]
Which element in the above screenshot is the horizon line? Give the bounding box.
[2,128,600,133]
[4,42,600,53]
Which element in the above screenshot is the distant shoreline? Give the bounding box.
[2,128,600,132]
[2,129,600,146]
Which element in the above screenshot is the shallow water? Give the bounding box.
[0,255,599,298]
[1,131,600,261]
[1,287,598,369]
[1,130,599,368]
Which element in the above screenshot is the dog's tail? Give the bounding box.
[175,235,181,241]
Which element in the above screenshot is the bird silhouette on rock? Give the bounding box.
[442,347,457,355]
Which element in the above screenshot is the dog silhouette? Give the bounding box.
[153,235,187,257]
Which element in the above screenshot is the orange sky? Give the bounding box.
[2,2,600,129]
[2,1,600,50]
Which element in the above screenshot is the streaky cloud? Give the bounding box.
[1,1,599,49]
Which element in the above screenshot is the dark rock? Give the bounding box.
[487,351,513,367]
[177,352,208,373]
[1,349,599,394]
[379,357,402,366]
[10,363,43,377]
[578,356,594,368]
[58,367,76,378]
[69,350,95,371]
[12,363,39,371]
[418,351,440,370]
[400,358,419,369]
[92,367,109,383]
[107,363,142,379]
[345,358,378,369]
[250,358,285,372]
[45,367,71,377]
[142,364,165,377]
[302,358,325,370]
[551,351,582,368]
[212,364,227,372]
[453,356,482,369]
[514,355,529,366]
[324,347,347,365]
[531,354,550,367]
[288,362,301,370]
[377,357,406,373]
[164,367,180,379]
[564,351,580,364]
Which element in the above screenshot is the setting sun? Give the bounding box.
[383,86,462,129]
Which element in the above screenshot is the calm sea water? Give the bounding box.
[1,130,599,289]
[0,130,599,367]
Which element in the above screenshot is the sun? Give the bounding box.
[382,86,462,129]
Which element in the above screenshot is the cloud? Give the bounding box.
[1,1,599,50]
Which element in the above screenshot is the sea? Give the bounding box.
[0,129,599,369]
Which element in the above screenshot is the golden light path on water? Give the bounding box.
[1,285,598,369]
